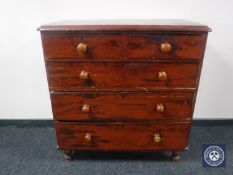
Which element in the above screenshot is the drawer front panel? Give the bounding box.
[42,33,123,59]
[51,92,194,121]
[56,122,190,151]
[127,34,207,60]
[46,62,199,91]
[42,33,206,60]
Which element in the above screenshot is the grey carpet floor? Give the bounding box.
[0,126,232,175]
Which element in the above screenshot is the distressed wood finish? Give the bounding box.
[46,62,199,91]
[41,33,206,60]
[38,19,211,32]
[55,122,191,151]
[51,92,194,121]
[38,19,211,160]
[127,34,207,60]
[42,33,122,60]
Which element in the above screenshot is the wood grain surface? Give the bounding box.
[38,19,211,32]
[41,33,207,60]
[51,91,194,121]
[55,122,191,151]
[46,62,199,91]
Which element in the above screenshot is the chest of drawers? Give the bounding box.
[38,19,211,161]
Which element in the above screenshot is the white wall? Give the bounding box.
[0,0,232,119]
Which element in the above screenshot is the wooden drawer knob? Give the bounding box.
[156,103,165,113]
[84,133,92,142]
[153,133,161,143]
[158,71,167,81]
[77,42,87,55]
[81,104,90,113]
[160,42,172,53]
[79,71,89,80]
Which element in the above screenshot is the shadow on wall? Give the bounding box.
[194,44,233,118]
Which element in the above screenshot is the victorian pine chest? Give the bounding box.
[38,19,211,161]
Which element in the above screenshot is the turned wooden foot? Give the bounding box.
[63,150,74,160]
[56,144,61,150]
[171,151,180,161]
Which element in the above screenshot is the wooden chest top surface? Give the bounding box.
[38,19,211,32]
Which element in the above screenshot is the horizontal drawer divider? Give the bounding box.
[55,119,192,123]
[50,88,196,94]
[44,58,201,63]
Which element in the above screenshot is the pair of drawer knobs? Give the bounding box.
[83,133,162,143]
[79,71,168,81]
[81,103,165,113]
[77,42,172,55]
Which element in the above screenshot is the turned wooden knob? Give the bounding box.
[84,133,92,142]
[156,103,165,113]
[81,104,90,113]
[158,71,167,81]
[79,71,89,80]
[77,42,87,55]
[153,133,161,143]
[160,42,172,53]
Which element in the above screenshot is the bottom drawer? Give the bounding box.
[56,122,191,151]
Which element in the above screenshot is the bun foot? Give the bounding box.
[171,151,180,162]
[56,144,61,150]
[64,150,74,161]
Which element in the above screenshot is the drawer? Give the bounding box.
[51,92,194,121]
[46,62,199,91]
[55,122,190,151]
[41,33,207,60]
[127,34,207,60]
[41,33,122,59]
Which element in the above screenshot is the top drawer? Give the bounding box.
[41,33,207,60]
[41,33,122,60]
[127,34,207,60]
